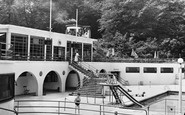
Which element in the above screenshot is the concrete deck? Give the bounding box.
[14,85,185,115]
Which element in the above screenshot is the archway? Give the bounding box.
[99,69,106,73]
[65,70,80,91]
[15,71,38,96]
[43,71,61,95]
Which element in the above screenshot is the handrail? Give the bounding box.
[14,99,148,115]
[118,77,129,86]
[0,107,18,115]
[76,76,89,90]
[0,42,13,46]
[70,61,98,79]
[93,57,178,63]
[0,41,180,63]
[78,58,98,74]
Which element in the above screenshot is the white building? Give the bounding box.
[0,24,184,115]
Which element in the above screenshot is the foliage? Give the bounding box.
[99,0,185,58]
[93,39,107,61]
[0,0,102,37]
[1,0,185,59]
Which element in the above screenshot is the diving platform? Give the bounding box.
[100,82,185,108]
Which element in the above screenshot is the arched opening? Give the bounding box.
[43,71,61,95]
[15,71,38,96]
[99,69,106,73]
[65,70,80,92]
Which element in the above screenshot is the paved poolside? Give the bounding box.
[15,84,185,115]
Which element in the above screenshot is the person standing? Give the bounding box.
[74,93,81,114]
[74,51,79,63]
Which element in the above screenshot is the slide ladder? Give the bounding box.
[109,86,122,104]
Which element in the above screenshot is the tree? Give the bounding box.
[0,0,19,24]
[0,0,102,38]
[156,0,185,58]
[99,0,185,58]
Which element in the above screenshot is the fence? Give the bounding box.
[14,99,148,115]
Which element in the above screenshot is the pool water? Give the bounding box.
[149,95,185,115]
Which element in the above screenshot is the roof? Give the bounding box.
[66,24,90,28]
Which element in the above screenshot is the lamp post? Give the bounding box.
[177,58,183,115]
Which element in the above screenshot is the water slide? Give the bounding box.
[109,85,144,108]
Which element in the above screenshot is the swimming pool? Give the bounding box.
[149,95,185,115]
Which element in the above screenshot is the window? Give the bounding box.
[53,46,65,61]
[144,67,157,73]
[45,38,52,61]
[83,44,91,61]
[66,41,71,61]
[161,67,173,73]
[182,68,185,73]
[0,73,14,102]
[30,36,45,60]
[0,33,6,57]
[11,34,28,60]
[126,67,140,73]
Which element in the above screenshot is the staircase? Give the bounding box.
[74,78,106,98]
[69,62,97,79]
[69,61,106,97]
[69,60,129,98]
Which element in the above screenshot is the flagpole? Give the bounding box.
[76,9,78,36]
[49,0,52,33]
[49,0,53,60]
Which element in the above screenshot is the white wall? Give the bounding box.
[13,61,69,96]
[1,60,86,96]
[86,62,182,85]
[1,60,183,96]
[0,61,14,74]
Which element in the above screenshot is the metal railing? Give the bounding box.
[98,73,126,85]
[93,57,179,63]
[76,76,90,90]
[78,58,98,74]
[0,107,18,115]
[14,99,148,115]
[0,42,66,61]
[0,41,178,63]
[13,94,185,115]
[118,77,129,86]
